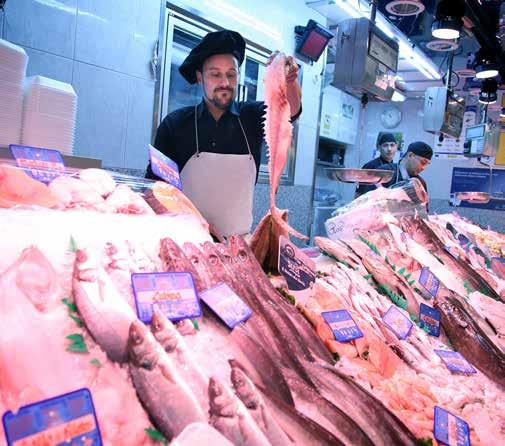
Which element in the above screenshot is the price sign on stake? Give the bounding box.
[419,267,440,298]
[321,310,363,342]
[10,144,65,183]
[200,283,252,329]
[419,303,441,337]
[382,305,413,340]
[2,388,102,446]
[149,145,182,190]
[434,406,471,446]
[131,272,201,324]
[434,350,477,375]
[278,235,316,305]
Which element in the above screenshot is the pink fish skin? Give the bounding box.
[263,53,307,241]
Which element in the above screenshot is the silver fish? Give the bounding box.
[230,365,293,445]
[128,320,207,439]
[73,248,136,362]
[208,377,271,446]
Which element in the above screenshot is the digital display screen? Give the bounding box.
[466,124,485,139]
[368,32,398,72]
[296,20,333,62]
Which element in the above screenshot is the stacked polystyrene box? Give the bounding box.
[0,39,28,147]
[21,76,77,155]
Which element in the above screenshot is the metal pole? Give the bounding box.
[370,0,378,23]
[446,50,454,90]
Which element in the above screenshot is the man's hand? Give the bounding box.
[267,51,299,83]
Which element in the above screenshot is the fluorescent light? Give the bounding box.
[475,69,499,79]
[334,0,361,18]
[392,90,406,102]
[432,28,460,40]
[203,0,282,42]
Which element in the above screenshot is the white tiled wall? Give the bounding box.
[2,0,160,169]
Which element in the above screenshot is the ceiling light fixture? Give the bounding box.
[478,78,498,104]
[474,49,499,79]
[431,0,465,40]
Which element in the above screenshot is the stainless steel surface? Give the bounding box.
[325,168,393,184]
[456,192,491,203]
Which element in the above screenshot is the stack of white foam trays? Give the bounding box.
[0,39,28,147]
[22,75,77,155]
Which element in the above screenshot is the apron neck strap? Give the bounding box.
[194,103,253,160]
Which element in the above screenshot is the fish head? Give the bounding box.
[208,377,237,418]
[128,320,158,369]
[150,308,178,352]
[230,367,260,410]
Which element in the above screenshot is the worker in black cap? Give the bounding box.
[386,141,433,192]
[355,132,399,196]
[146,30,301,238]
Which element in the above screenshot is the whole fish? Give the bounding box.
[401,217,502,301]
[73,248,137,362]
[314,236,365,271]
[301,361,420,446]
[251,53,307,272]
[280,367,374,446]
[435,290,505,388]
[229,236,334,365]
[162,241,296,407]
[344,238,420,316]
[150,308,210,411]
[128,320,207,439]
[208,377,271,446]
[230,363,295,445]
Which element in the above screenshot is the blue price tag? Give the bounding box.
[419,267,440,298]
[131,272,201,323]
[321,310,364,342]
[278,236,316,292]
[434,350,477,375]
[382,305,413,340]
[2,388,102,446]
[200,282,252,329]
[419,303,441,337]
[434,406,471,446]
[10,144,65,184]
[149,145,182,190]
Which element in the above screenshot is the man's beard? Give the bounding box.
[203,83,235,110]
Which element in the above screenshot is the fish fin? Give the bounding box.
[271,207,308,241]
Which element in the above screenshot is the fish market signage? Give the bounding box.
[10,144,65,183]
[434,406,470,446]
[131,272,201,323]
[148,145,182,190]
[200,283,252,329]
[382,305,413,340]
[419,303,441,337]
[2,388,102,446]
[434,350,476,375]
[322,310,363,342]
[278,235,316,291]
[419,267,440,298]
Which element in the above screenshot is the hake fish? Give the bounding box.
[72,248,136,362]
[435,290,505,388]
[208,377,272,446]
[230,364,294,445]
[128,320,207,439]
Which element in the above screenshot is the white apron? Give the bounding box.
[180,105,256,237]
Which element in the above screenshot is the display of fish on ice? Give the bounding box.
[250,53,307,272]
